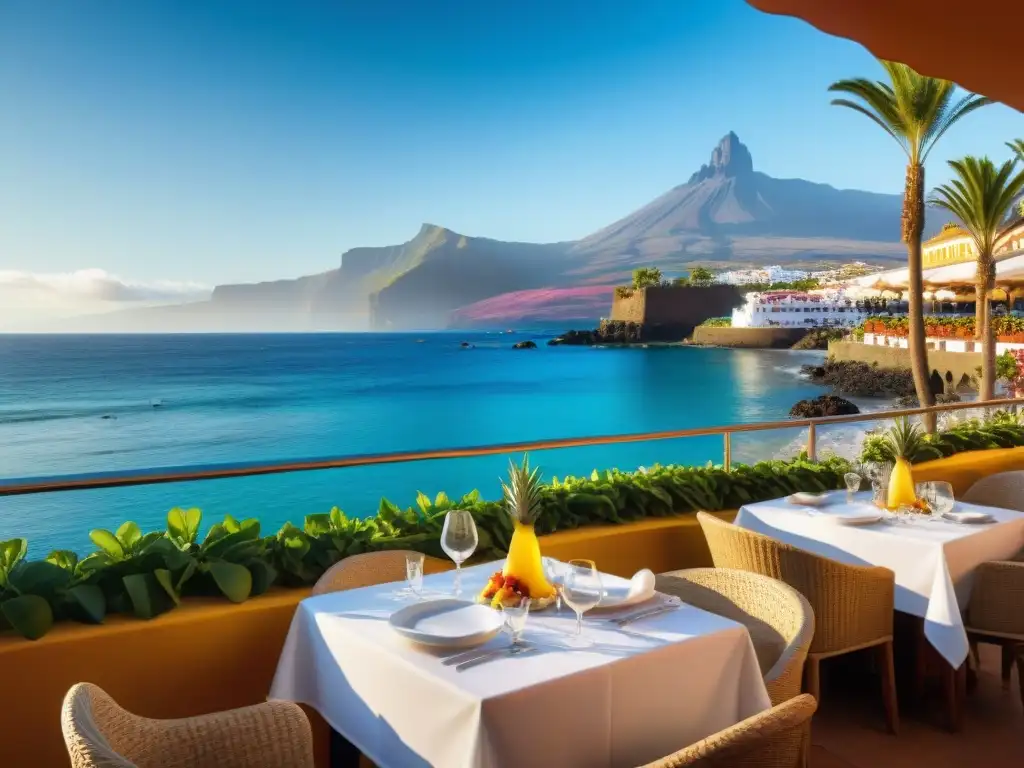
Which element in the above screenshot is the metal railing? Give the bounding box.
[0,398,1018,497]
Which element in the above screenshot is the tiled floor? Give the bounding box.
[811,645,1023,767]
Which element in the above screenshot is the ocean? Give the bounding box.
[0,332,841,554]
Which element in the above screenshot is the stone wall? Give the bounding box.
[828,340,979,393]
[691,327,810,349]
[609,285,745,329]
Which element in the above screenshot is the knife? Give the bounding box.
[455,644,536,671]
[442,644,510,667]
[612,603,679,627]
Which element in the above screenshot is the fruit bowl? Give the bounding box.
[477,570,557,610]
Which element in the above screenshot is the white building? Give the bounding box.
[731,290,870,329]
[717,265,809,285]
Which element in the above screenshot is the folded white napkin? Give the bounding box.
[600,568,657,607]
[627,568,656,599]
[942,509,993,524]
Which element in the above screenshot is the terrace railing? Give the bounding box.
[0,398,1019,497]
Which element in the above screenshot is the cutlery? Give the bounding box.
[442,645,508,667]
[455,644,535,671]
[611,603,679,627]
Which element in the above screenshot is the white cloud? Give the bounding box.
[0,268,211,329]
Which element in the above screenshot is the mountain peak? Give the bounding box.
[687,131,754,183]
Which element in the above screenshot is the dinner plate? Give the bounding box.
[388,599,505,649]
[786,492,832,507]
[808,509,882,526]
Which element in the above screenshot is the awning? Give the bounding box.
[856,251,1024,290]
[746,0,1022,110]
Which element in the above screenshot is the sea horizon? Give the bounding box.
[0,332,859,554]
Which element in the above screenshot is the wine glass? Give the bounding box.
[500,598,531,646]
[844,472,862,502]
[561,559,603,645]
[929,481,955,519]
[441,510,478,596]
[543,557,565,611]
[405,552,424,599]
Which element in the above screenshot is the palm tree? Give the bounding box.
[929,157,1024,400]
[830,61,990,426]
[1009,139,1024,161]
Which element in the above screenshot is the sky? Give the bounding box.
[2,0,1023,324]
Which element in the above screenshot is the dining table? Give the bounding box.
[269,560,771,768]
[734,491,1024,671]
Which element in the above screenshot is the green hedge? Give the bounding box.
[860,410,1024,464]
[4,411,1024,641]
[0,454,851,641]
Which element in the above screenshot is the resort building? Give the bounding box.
[730,289,869,328]
[717,265,809,285]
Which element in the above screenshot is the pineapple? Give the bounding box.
[498,455,555,599]
[884,417,920,508]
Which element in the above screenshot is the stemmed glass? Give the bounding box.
[405,552,424,599]
[441,510,478,596]
[844,472,862,503]
[500,598,531,646]
[561,559,603,646]
[543,557,565,611]
[921,481,955,520]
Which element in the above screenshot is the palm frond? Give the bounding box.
[1008,139,1024,161]
[830,60,989,164]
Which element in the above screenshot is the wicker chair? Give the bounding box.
[61,682,314,767]
[638,694,817,768]
[311,549,449,596]
[961,471,1024,512]
[697,512,898,733]
[654,568,814,705]
[964,550,1024,706]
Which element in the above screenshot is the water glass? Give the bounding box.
[542,556,565,610]
[928,481,956,518]
[500,598,531,645]
[562,559,603,645]
[405,552,424,599]
[441,510,478,596]
[844,472,862,502]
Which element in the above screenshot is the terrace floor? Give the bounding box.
[811,644,1023,767]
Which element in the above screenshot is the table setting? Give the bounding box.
[269,457,770,768]
[736,472,1024,668]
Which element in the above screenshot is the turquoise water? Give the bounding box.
[0,333,829,554]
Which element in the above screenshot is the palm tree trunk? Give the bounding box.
[979,257,996,401]
[902,162,936,429]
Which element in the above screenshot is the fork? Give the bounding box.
[455,644,535,671]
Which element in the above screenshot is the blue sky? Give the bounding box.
[2,0,1023,303]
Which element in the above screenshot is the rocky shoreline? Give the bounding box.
[800,359,917,398]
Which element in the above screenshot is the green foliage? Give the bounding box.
[688,266,715,287]
[740,278,821,294]
[700,317,732,328]
[8,409,1024,642]
[997,351,1018,383]
[614,286,634,299]
[860,411,1024,465]
[631,267,663,290]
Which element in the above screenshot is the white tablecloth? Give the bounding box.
[269,561,770,768]
[734,493,1024,667]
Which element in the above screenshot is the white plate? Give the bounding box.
[787,492,832,507]
[388,599,505,649]
[809,509,883,526]
[943,511,994,524]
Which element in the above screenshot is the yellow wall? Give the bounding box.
[4,448,1023,767]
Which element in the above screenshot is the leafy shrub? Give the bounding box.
[859,411,1024,464]
[700,317,732,328]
